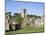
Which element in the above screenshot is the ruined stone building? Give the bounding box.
[21,9,44,28]
[5,9,44,31]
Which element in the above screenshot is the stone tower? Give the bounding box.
[21,9,27,28]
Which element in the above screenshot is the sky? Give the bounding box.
[6,0,44,16]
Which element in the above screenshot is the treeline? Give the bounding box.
[5,12,41,18]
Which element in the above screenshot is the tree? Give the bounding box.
[15,14,23,24]
[14,13,23,24]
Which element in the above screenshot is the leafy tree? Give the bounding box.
[15,15,23,24]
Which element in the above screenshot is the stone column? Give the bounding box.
[5,18,9,31]
[21,9,27,28]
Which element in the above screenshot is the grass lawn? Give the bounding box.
[5,26,44,35]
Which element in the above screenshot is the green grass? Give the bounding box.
[5,26,44,35]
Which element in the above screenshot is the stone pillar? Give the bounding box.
[21,17,27,28]
[5,18,9,31]
[21,9,27,28]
